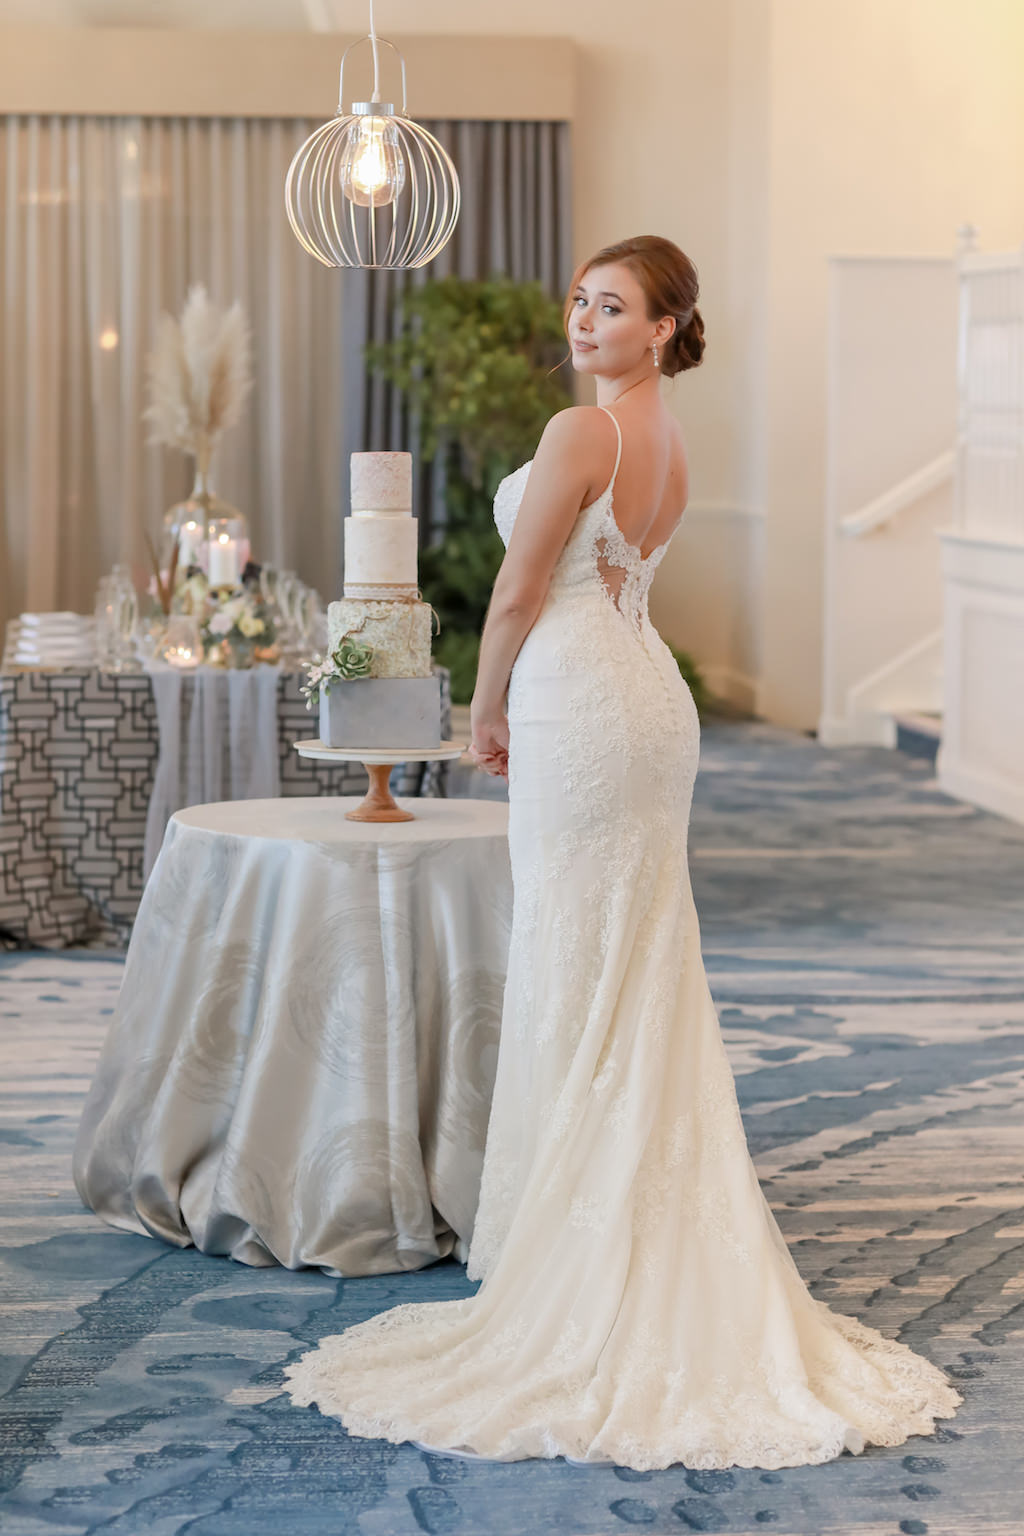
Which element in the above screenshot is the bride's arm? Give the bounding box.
[469,407,611,763]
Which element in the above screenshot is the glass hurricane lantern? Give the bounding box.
[161,465,249,577]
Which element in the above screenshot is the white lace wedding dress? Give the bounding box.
[283,408,962,1470]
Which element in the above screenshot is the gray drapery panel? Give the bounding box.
[340,119,573,550]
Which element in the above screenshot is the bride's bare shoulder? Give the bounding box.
[537,405,609,455]
[533,407,615,497]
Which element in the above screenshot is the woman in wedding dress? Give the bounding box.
[283,235,962,1470]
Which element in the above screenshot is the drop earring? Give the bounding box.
[651,340,659,369]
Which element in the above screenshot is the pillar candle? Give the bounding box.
[177,519,204,567]
[208,534,240,588]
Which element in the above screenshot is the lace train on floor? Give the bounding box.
[283,1294,961,1471]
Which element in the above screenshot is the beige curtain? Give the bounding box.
[0,115,571,632]
[0,113,345,633]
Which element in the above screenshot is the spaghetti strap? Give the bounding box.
[598,405,623,491]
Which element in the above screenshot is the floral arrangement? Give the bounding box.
[143,566,278,668]
[300,635,375,710]
[144,283,253,482]
[201,582,277,667]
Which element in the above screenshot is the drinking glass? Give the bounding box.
[110,565,140,672]
[275,570,302,666]
[94,576,117,671]
[297,586,326,663]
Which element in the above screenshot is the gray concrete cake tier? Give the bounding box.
[319,675,441,750]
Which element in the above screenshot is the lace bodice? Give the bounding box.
[492,407,674,636]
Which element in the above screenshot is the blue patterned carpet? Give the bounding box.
[1,720,1022,1536]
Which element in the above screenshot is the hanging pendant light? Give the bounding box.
[285,2,460,270]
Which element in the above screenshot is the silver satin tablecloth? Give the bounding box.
[74,796,513,1276]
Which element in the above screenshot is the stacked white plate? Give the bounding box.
[5,612,96,669]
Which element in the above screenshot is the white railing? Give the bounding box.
[839,450,955,538]
[819,250,958,746]
[846,625,944,717]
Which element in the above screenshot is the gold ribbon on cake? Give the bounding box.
[426,596,441,636]
[335,588,441,672]
[340,588,440,630]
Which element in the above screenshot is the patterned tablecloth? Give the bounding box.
[0,666,452,949]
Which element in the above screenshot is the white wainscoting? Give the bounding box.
[937,531,1024,825]
[935,246,1024,824]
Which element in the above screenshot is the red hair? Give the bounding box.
[565,235,705,377]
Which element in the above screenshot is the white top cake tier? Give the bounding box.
[351,452,412,513]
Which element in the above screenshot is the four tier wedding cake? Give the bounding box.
[321,451,441,750]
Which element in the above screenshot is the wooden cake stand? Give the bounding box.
[293,739,467,822]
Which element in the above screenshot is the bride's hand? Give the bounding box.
[468,748,507,779]
[468,708,510,779]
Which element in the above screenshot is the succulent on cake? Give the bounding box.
[331,635,376,679]
[299,636,376,711]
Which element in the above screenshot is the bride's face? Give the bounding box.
[568,262,659,376]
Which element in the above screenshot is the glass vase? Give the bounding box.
[161,466,249,575]
[94,565,140,673]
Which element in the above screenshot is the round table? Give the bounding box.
[73,796,513,1276]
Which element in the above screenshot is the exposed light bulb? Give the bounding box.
[339,116,406,208]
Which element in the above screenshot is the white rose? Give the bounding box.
[221,597,246,624]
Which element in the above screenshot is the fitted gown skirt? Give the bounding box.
[283,598,962,1470]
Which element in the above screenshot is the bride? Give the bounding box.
[283,235,962,1470]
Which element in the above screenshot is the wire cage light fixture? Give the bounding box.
[285,3,461,271]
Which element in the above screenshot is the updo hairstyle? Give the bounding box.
[564,234,705,377]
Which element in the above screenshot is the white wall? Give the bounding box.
[4,0,1024,729]
[758,0,1024,726]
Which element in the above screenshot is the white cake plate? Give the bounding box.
[293,738,467,823]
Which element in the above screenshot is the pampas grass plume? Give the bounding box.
[144,284,253,463]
